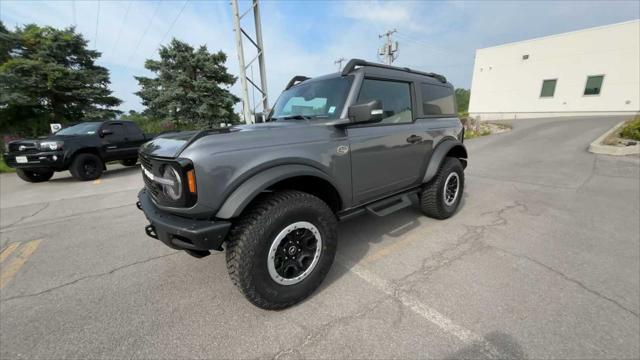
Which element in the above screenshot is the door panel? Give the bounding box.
[101,123,126,160]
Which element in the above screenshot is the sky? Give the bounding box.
[1,0,639,113]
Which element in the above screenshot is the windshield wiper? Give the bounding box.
[281,115,313,120]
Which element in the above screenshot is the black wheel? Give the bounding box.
[16,168,54,183]
[120,158,138,166]
[69,153,103,181]
[419,157,464,219]
[225,190,338,310]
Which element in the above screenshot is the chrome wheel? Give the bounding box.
[443,172,460,206]
[267,221,322,286]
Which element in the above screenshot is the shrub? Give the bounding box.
[619,115,640,141]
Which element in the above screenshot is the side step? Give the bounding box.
[365,193,414,217]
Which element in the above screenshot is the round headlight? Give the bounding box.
[161,166,182,200]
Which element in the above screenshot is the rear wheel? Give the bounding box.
[69,153,103,181]
[419,157,464,219]
[225,190,338,310]
[16,169,54,183]
[120,158,138,166]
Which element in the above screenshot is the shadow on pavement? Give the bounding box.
[445,331,526,359]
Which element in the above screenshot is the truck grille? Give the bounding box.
[139,153,161,199]
[8,141,38,154]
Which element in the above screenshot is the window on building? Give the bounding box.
[584,75,604,95]
[421,83,456,115]
[540,79,557,98]
[357,79,413,124]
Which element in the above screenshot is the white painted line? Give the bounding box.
[341,258,500,357]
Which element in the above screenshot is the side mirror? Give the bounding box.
[100,129,113,137]
[254,112,265,123]
[347,100,384,124]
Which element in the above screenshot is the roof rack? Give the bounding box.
[285,75,311,90]
[341,58,447,83]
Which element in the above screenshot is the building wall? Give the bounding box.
[469,20,640,120]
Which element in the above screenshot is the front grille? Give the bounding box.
[139,154,153,171]
[8,141,38,154]
[140,153,160,199]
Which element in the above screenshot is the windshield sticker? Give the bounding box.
[328,106,336,114]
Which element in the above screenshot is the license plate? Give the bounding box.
[16,156,28,164]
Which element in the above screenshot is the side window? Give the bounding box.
[124,123,144,141]
[421,83,456,115]
[105,124,126,142]
[357,79,413,124]
[584,75,604,95]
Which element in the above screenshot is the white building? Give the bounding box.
[469,20,640,120]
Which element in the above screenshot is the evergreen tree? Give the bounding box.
[135,39,240,128]
[0,23,121,135]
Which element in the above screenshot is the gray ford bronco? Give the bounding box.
[137,59,467,309]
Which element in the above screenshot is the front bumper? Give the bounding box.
[137,189,231,255]
[3,151,65,169]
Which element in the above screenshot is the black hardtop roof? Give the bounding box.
[342,58,448,84]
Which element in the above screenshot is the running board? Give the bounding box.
[365,193,413,217]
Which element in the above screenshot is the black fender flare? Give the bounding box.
[422,139,468,183]
[215,164,342,219]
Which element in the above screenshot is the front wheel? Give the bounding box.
[16,169,54,183]
[69,153,103,181]
[419,157,465,219]
[225,190,338,310]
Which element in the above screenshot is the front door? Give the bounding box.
[348,78,429,205]
[101,123,126,160]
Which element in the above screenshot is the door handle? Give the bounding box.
[406,134,422,144]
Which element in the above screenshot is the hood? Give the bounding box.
[139,121,331,159]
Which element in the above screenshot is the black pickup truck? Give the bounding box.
[3,120,151,182]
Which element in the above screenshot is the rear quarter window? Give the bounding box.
[421,83,456,116]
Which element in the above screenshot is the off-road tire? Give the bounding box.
[69,153,103,181]
[225,190,338,310]
[120,158,138,166]
[16,168,54,183]
[419,156,464,219]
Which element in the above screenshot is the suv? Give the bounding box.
[137,59,467,309]
[4,120,151,182]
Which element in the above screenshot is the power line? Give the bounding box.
[128,1,161,64]
[159,0,189,45]
[94,0,100,48]
[110,1,133,57]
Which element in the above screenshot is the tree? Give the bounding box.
[135,39,240,128]
[0,23,121,136]
[455,88,470,114]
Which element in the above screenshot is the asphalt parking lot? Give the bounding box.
[1,116,639,359]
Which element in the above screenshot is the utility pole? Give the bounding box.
[231,0,269,124]
[378,29,398,65]
[334,57,346,71]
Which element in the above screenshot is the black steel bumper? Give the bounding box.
[3,151,65,169]
[137,189,231,255]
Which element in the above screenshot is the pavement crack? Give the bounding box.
[495,247,640,319]
[2,202,50,229]
[1,252,179,303]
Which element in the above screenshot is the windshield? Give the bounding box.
[56,122,101,135]
[271,76,353,120]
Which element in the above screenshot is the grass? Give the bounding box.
[464,127,491,139]
[0,154,16,173]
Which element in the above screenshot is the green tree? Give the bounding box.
[0,23,121,136]
[455,88,470,114]
[135,39,240,128]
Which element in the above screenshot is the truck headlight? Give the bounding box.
[39,141,63,150]
[161,165,182,201]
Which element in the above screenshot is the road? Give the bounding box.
[1,116,639,359]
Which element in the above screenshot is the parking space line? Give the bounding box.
[0,242,20,263]
[0,239,42,289]
[92,179,102,184]
[341,258,501,358]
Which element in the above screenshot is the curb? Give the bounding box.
[588,121,640,156]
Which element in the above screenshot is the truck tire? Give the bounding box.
[16,169,54,183]
[69,153,103,181]
[225,190,338,310]
[419,157,464,220]
[120,158,138,166]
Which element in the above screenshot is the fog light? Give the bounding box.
[52,155,58,161]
